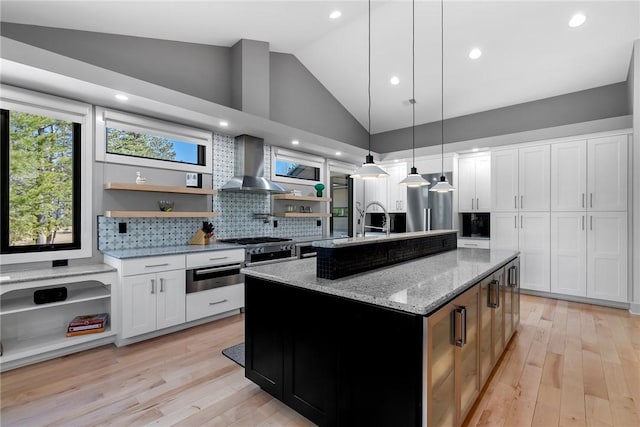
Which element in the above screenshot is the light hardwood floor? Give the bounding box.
[1,295,639,426]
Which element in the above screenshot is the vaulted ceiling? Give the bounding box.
[1,1,638,134]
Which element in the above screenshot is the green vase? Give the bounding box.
[314,183,325,197]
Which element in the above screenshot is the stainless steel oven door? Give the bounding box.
[244,255,297,267]
[186,263,243,294]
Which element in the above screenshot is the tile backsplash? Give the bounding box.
[98,132,322,251]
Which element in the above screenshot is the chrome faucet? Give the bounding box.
[360,201,390,238]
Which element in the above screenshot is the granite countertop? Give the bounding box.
[242,248,519,316]
[101,243,243,259]
[0,263,117,286]
[312,230,457,249]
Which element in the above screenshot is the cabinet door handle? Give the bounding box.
[160,278,165,293]
[514,195,517,209]
[454,306,467,347]
[151,279,156,294]
[471,198,474,210]
[508,266,518,287]
[477,198,479,209]
[521,195,524,209]
[495,279,501,308]
[488,279,500,308]
[590,193,593,208]
[514,215,517,229]
[590,215,593,231]
[208,256,228,261]
[582,193,585,208]
[145,263,170,268]
[521,216,523,228]
[209,299,228,306]
[464,243,478,247]
[582,215,585,230]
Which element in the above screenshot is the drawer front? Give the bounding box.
[186,283,244,322]
[121,255,185,276]
[186,249,245,269]
[458,239,490,249]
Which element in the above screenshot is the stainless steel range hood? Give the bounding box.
[221,135,287,193]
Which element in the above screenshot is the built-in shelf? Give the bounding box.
[273,195,331,202]
[274,212,332,218]
[104,182,217,195]
[0,328,116,364]
[104,211,218,218]
[0,285,110,315]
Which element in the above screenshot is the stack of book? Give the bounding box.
[66,313,109,337]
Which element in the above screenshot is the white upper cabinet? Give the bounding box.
[364,177,388,213]
[491,149,519,212]
[551,140,587,211]
[518,145,550,211]
[458,155,490,212]
[387,162,408,212]
[587,135,628,212]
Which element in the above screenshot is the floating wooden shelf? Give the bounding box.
[104,182,217,196]
[273,212,332,218]
[272,195,331,202]
[103,211,218,218]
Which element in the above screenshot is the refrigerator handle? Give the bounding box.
[425,208,431,231]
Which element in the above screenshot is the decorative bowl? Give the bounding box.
[158,200,174,212]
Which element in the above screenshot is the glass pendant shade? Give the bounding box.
[351,154,389,179]
[429,175,454,192]
[399,166,429,187]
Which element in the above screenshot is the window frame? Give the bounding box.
[95,107,212,173]
[271,147,325,186]
[0,85,93,264]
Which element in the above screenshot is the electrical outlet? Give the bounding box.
[119,222,127,233]
[273,220,278,228]
[317,220,322,227]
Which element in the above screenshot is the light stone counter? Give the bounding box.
[312,230,457,248]
[101,242,242,259]
[242,248,519,316]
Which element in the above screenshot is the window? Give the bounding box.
[1,85,92,263]
[272,148,324,186]
[96,107,212,173]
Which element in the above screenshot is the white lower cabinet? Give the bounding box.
[551,211,627,302]
[121,269,185,338]
[491,212,549,292]
[186,284,244,322]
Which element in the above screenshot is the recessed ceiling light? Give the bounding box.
[390,76,400,85]
[472,148,479,152]
[468,48,482,60]
[292,140,299,145]
[114,94,128,101]
[329,10,342,20]
[569,13,586,28]
[335,151,342,156]
[219,121,228,127]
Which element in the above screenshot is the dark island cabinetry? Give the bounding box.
[245,276,424,426]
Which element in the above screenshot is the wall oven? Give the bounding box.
[186,263,243,294]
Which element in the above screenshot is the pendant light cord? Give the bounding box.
[440,0,445,177]
[368,0,372,157]
[411,0,416,170]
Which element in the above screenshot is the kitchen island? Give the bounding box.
[242,246,520,427]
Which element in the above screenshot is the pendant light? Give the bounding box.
[400,0,429,187]
[430,0,455,193]
[351,0,389,180]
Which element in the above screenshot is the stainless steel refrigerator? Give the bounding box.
[406,172,453,232]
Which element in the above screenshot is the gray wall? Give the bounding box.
[269,52,369,149]
[0,23,233,107]
[629,49,635,114]
[231,39,270,118]
[372,82,630,153]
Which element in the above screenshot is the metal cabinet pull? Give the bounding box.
[582,215,585,230]
[590,193,593,208]
[582,193,585,208]
[521,195,524,209]
[477,198,479,209]
[208,256,228,261]
[151,279,156,294]
[471,198,474,210]
[145,263,169,268]
[454,306,467,347]
[508,266,518,287]
[209,299,228,306]
[160,278,165,293]
[590,216,593,231]
[521,216,523,228]
[514,215,517,229]
[495,279,501,308]
[514,195,517,209]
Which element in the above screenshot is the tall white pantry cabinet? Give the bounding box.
[550,135,628,302]
[491,133,629,303]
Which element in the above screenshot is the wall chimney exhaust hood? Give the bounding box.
[221,135,287,193]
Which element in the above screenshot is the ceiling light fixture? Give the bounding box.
[468,48,482,60]
[114,94,128,101]
[329,10,342,20]
[569,13,586,28]
[336,151,342,156]
[400,0,429,188]
[431,0,455,193]
[352,0,389,180]
[390,76,400,85]
[291,140,300,145]
[219,121,228,127]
